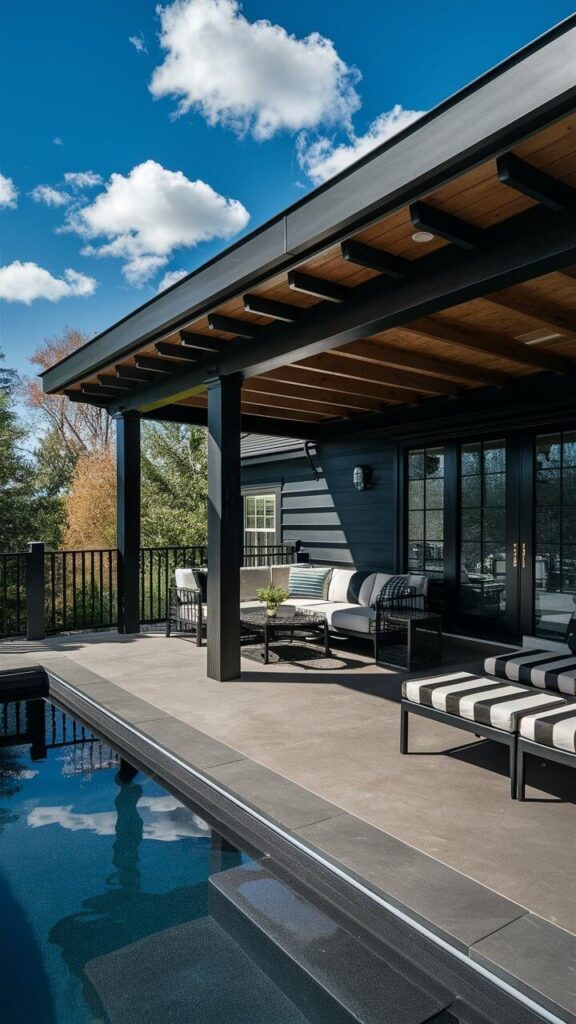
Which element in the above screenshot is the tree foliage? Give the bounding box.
[141,422,208,546]
[63,448,117,549]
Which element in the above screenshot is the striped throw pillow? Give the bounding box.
[288,566,331,598]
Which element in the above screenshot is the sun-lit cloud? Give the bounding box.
[30,184,72,207]
[52,136,64,146]
[64,170,103,190]
[150,0,361,141]
[64,159,249,286]
[0,173,18,209]
[129,32,148,53]
[0,261,97,304]
[297,104,425,185]
[157,268,188,292]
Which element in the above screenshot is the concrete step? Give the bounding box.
[209,860,451,1024]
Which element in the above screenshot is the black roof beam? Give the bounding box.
[410,201,485,249]
[497,153,575,211]
[243,293,303,322]
[341,240,411,278]
[65,391,111,407]
[155,342,200,361]
[180,330,227,353]
[288,270,348,303]
[97,374,138,390]
[208,314,261,338]
[81,383,121,398]
[115,365,156,382]
[135,355,184,373]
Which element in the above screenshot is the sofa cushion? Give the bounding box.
[566,613,576,654]
[270,564,291,592]
[331,605,374,635]
[407,573,429,597]
[403,673,566,732]
[485,649,576,695]
[328,568,357,603]
[288,566,332,598]
[357,573,378,606]
[374,575,415,605]
[519,705,576,752]
[240,566,271,602]
[175,568,197,590]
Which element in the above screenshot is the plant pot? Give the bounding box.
[266,605,278,618]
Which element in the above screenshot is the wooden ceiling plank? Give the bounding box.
[334,340,462,396]
[241,389,336,417]
[243,293,303,322]
[294,354,423,404]
[481,293,576,337]
[357,338,509,386]
[258,368,394,408]
[238,400,323,423]
[404,316,574,373]
[410,200,486,249]
[497,153,576,211]
[247,376,384,412]
[288,270,348,303]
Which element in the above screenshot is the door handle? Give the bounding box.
[512,542,518,568]
[521,542,526,569]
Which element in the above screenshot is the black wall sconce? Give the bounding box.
[353,465,373,491]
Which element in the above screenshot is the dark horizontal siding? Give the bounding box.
[241,436,398,571]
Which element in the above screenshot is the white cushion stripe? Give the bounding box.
[553,718,576,752]
[403,673,473,702]
[488,693,564,731]
[457,686,521,725]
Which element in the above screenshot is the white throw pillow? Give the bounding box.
[328,568,356,603]
[175,568,197,590]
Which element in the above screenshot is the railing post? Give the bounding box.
[26,542,45,641]
[116,411,141,634]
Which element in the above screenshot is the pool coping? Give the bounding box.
[1,660,574,1024]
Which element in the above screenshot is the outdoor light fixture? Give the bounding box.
[353,465,373,491]
[411,230,435,243]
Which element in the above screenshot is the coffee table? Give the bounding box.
[375,608,442,671]
[240,605,330,664]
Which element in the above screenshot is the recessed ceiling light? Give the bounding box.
[411,230,434,244]
[515,329,564,346]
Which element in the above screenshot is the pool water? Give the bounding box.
[0,697,312,1024]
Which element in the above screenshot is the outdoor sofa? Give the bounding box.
[167,564,429,658]
[401,614,576,799]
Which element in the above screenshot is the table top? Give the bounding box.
[240,605,326,627]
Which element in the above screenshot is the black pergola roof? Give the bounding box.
[42,16,576,439]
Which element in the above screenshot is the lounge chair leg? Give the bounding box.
[400,704,409,754]
[516,746,526,801]
[509,738,517,799]
[166,618,171,637]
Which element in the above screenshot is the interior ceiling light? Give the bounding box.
[515,329,564,346]
[411,230,435,243]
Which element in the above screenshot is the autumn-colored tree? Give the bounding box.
[63,448,117,549]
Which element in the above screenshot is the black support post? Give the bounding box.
[206,375,242,681]
[26,542,45,641]
[116,411,141,634]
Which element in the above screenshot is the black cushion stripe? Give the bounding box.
[444,685,508,715]
[492,650,549,669]
[542,664,576,692]
[472,692,531,727]
[533,709,576,750]
[418,680,499,708]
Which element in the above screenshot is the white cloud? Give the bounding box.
[129,32,148,53]
[298,104,425,185]
[0,261,97,304]
[65,159,249,285]
[28,796,210,841]
[157,268,188,292]
[64,170,103,190]
[0,173,18,209]
[150,0,361,141]
[30,184,71,207]
[53,136,64,146]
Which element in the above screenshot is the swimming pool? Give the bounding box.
[0,696,318,1024]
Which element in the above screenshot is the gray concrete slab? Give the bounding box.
[204,759,346,830]
[136,716,246,770]
[294,812,527,952]
[471,914,576,1024]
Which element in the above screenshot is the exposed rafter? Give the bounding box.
[247,374,385,412]
[97,374,136,390]
[135,355,184,373]
[404,316,574,372]
[241,388,335,418]
[243,293,302,322]
[341,240,411,278]
[288,270,348,303]
[155,342,200,361]
[410,201,485,249]
[259,366,400,405]
[81,384,118,397]
[180,330,227,353]
[65,391,111,407]
[357,339,509,386]
[115,365,156,382]
[497,153,576,211]
[295,353,423,404]
[481,293,576,337]
[207,314,260,338]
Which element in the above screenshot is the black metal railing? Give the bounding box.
[0,552,28,638]
[45,549,118,633]
[0,541,299,639]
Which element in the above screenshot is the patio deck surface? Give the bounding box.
[2,629,574,939]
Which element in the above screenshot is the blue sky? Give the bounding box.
[1,0,573,378]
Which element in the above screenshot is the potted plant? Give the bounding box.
[256,583,289,618]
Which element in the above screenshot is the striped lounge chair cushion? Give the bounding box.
[484,649,576,695]
[519,706,576,753]
[402,672,566,732]
[288,566,331,598]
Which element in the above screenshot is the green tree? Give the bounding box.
[0,354,38,551]
[141,422,208,546]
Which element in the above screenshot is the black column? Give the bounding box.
[207,375,242,681]
[116,411,141,634]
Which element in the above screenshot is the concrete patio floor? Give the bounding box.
[3,628,574,939]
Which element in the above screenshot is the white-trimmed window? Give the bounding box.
[243,493,278,557]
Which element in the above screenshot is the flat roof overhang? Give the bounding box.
[42,16,576,438]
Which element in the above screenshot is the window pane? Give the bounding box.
[536,469,561,507]
[536,434,561,469]
[461,475,481,508]
[562,506,576,543]
[426,449,444,478]
[563,432,576,467]
[406,446,444,580]
[461,542,482,576]
[407,542,424,572]
[425,543,444,577]
[483,507,505,543]
[425,478,443,509]
[426,510,443,542]
[484,473,505,508]
[408,479,424,509]
[462,508,481,541]
[408,510,424,540]
[483,441,505,474]
[536,508,561,545]
[408,451,425,480]
[564,467,576,506]
[461,444,480,475]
